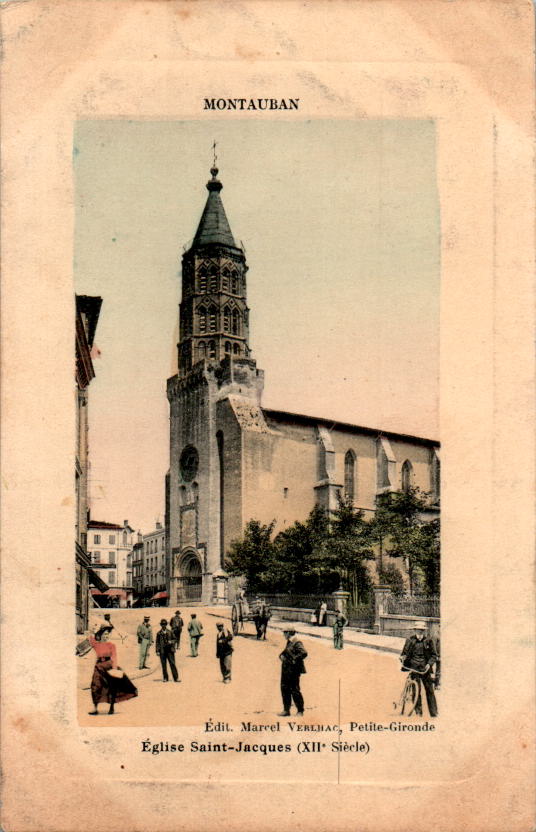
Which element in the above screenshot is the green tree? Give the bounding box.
[225,519,277,593]
[372,487,440,595]
[271,506,331,593]
[316,496,375,604]
[377,562,405,596]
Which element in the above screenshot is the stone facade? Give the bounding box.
[166,167,439,606]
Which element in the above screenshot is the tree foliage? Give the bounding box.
[225,488,440,598]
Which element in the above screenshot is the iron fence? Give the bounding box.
[386,595,440,617]
[247,593,336,611]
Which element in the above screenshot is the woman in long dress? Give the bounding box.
[88,629,137,715]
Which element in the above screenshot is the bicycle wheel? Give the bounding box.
[401,679,419,716]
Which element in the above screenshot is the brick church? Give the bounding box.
[166,165,440,605]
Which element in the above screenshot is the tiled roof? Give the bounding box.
[88,520,124,530]
[191,167,237,249]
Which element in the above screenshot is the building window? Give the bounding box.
[344,450,356,501]
[108,571,116,584]
[198,306,207,334]
[108,535,115,544]
[233,343,240,355]
[431,449,440,503]
[209,306,218,332]
[222,267,229,290]
[401,460,414,492]
[224,341,231,353]
[123,531,127,545]
[109,552,116,565]
[223,305,230,331]
[376,436,395,491]
[198,265,208,292]
[93,534,101,544]
[198,340,206,359]
[208,340,216,359]
[92,551,100,564]
[231,272,238,294]
[232,309,240,335]
[209,271,218,292]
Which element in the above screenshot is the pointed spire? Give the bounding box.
[191,165,237,248]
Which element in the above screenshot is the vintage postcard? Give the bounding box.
[1,2,534,831]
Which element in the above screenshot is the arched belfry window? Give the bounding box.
[223,305,231,332]
[233,343,240,355]
[198,266,208,293]
[209,270,218,292]
[231,272,238,294]
[224,341,231,353]
[401,460,414,492]
[344,450,356,502]
[222,267,230,290]
[208,305,218,332]
[198,306,207,334]
[232,309,240,335]
[208,340,216,359]
[198,341,206,359]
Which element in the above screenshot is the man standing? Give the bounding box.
[188,613,204,657]
[400,621,438,717]
[169,610,184,649]
[332,610,348,649]
[137,615,153,670]
[215,622,233,683]
[155,618,180,682]
[278,626,307,717]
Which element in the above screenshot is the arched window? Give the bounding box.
[224,341,231,353]
[198,340,206,359]
[208,340,216,359]
[198,269,207,293]
[401,460,414,492]
[233,343,240,355]
[179,486,187,506]
[431,450,440,504]
[223,305,231,332]
[232,309,240,335]
[198,306,207,334]
[221,267,230,290]
[344,450,356,501]
[231,272,238,294]
[208,305,218,332]
[122,531,127,546]
[209,271,218,292]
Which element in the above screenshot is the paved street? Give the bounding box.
[78,607,434,727]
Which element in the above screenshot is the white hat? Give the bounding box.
[414,620,427,630]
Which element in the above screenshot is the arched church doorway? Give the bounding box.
[176,550,203,603]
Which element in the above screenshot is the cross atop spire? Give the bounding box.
[212,140,218,168]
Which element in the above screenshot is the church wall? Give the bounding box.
[215,398,244,559]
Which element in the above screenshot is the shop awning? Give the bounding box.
[151,591,169,600]
[90,588,127,599]
[88,568,108,593]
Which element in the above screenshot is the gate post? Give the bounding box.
[373,585,391,634]
[212,569,228,605]
[331,588,350,617]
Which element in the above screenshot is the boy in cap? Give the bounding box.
[156,619,179,682]
[215,622,234,683]
[137,615,153,669]
[400,621,438,717]
[278,625,307,716]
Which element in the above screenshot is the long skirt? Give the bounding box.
[91,659,138,705]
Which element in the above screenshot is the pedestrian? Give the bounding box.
[156,619,180,682]
[278,625,307,717]
[311,604,321,626]
[399,621,439,717]
[332,610,348,649]
[188,613,204,657]
[215,622,233,683]
[259,599,271,640]
[318,601,327,626]
[88,629,137,715]
[253,597,263,639]
[170,610,184,649]
[137,615,153,669]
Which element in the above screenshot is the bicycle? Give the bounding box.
[394,666,434,716]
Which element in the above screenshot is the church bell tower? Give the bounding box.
[166,163,264,605]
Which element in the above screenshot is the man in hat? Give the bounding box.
[169,610,184,649]
[188,613,204,657]
[400,621,438,717]
[278,625,308,717]
[215,622,234,683]
[136,615,153,670]
[155,619,180,682]
[332,610,348,650]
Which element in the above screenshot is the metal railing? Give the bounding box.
[246,593,336,611]
[386,595,440,617]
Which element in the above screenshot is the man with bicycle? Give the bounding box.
[399,621,438,717]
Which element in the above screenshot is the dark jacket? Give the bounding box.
[401,635,438,671]
[170,614,184,633]
[280,638,307,676]
[216,629,234,658]
[156,628,176,655]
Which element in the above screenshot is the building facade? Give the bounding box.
[166,166,440,606]
[75,294,105,632]
[141,522,168,606]
[88,519,134,607]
